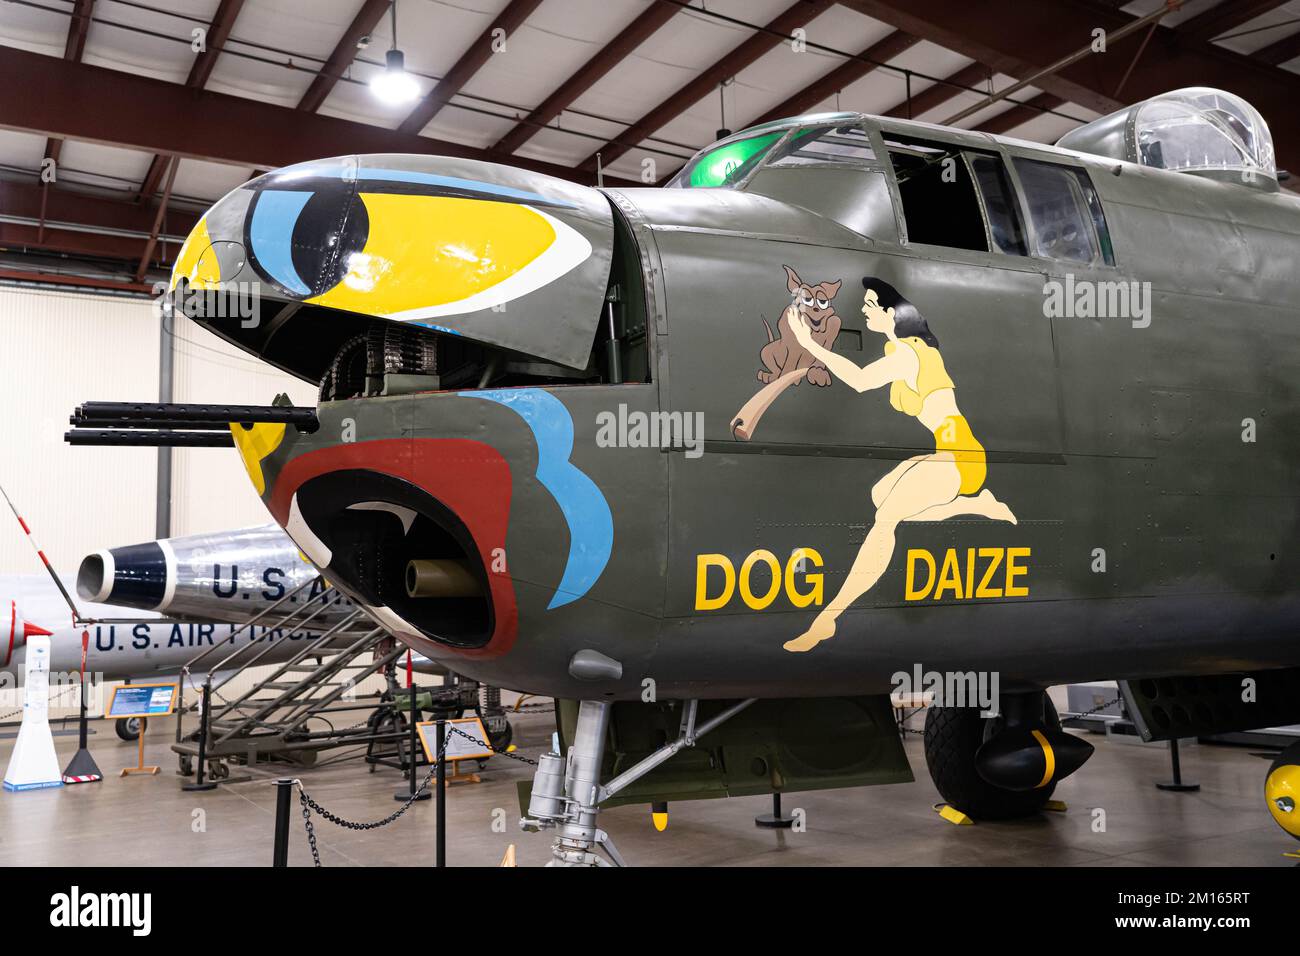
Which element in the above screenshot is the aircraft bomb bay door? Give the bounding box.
[642,125,1068,667]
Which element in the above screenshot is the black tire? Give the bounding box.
[923,698,1059,820]
[487,719,513,753]
[115,716,146,741]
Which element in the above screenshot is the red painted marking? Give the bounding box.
[267,438,517,660]
[17,517,29,534]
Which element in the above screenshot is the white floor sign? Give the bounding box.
[4,634,63,791]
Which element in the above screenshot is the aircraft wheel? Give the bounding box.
[924,699,1059,820]
[115,717,146,741]
[488,719,513,753]
[1266,739,1300,841]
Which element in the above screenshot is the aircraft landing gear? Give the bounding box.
[925,693,1092,821]
[520,697,757,865]
[115,716,146,741]
[521,700,625,867]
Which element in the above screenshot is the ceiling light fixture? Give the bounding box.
[370,1,419,105]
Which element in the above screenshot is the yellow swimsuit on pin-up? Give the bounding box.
[883,337,986,496]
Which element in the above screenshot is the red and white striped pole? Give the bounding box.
[0,483,82,623]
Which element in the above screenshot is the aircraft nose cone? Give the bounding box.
[6,599,52,667]
[170,154,615,377]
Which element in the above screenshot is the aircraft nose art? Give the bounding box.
[169,155,615,373]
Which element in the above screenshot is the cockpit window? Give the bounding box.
[1013,159,1115,266]
[671,130,786,188]
[767,125,876,167]
[886,136,989,252]
[969,154,1027,256]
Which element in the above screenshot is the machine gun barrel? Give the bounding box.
[70,401,319,429]
[65,401,319,447]
[65,429,235,447]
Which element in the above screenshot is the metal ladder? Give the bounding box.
[171,576,408,774]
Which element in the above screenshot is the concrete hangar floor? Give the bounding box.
[0,707,1289,867]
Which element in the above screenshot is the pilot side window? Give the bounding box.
[1012,158,1116,266]
[969,154,1027,256]
[886,137,986,251]
[886,136,1024,255]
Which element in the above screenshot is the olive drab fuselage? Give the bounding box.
[174,106,1300,702]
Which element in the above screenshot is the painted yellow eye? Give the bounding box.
[308,194,562,317]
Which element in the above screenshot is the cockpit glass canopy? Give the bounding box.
[766,125,877,167]
[1056,88,1276,187]
[1135,88,1275,179]
[668,114,879,189]
[670,130,786,188]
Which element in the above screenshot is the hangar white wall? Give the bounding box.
[169,316,317,537]
[0,284,316,570]
[0,284,389,718]
[0,286,159,577]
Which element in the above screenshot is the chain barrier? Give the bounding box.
[294,725,537,866]
[1069,695,1123,721]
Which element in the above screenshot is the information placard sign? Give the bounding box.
[106,682,178,720]
[416,716,494,762]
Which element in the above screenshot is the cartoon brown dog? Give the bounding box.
[758,266,842,387]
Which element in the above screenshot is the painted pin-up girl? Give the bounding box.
[782,277,1016,653]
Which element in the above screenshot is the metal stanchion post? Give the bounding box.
[61,631,102,785]
[272,778,294,867]
[755,791,795,829]
[183,680,217,792]
[1156,737,1200,792]
[436,718,446,867]
[395,681,430,801]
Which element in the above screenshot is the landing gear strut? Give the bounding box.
[520,698,756,866]
[521,700,624,867]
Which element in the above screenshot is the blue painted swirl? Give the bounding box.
[459,389,612,609]
[249,190,312,295]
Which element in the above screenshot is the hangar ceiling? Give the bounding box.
[0,0,1298,294]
